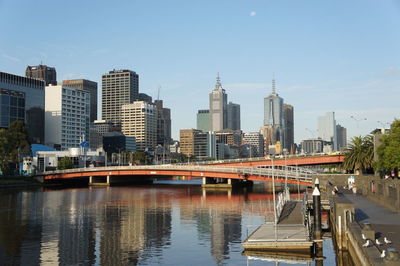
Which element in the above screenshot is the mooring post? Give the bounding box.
[315,177,320,190]
[313,186,322,240]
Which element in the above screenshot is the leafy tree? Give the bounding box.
[376,120,400,171]
[343,135,374,174]
[58,157,74,170]
[0,121,30,175]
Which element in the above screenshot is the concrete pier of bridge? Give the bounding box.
[201,177,253,188]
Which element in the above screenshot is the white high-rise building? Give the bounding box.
[45,85,90,149]
[318,112,337,150]
[209,74,227,131]
[121,101,157,152]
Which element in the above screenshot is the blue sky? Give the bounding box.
[1,0,399,142]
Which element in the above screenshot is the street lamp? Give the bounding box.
[350,116,367,128]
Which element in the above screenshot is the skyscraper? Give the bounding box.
[336,124,347,151]
[102,69,139,127]
[283,104,294,152]
[318,112,337,150]
[264,79,284,146]
[154,100,172,146]
[209,74,227,131]
[63,79,98,122]
[26,64,57,86]
[227,102,240,131]
[121,101,156,152]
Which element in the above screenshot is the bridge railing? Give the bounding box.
[40,164,313,183]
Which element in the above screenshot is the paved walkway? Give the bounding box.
[339,190,400,253]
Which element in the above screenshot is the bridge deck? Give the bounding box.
[38,165,313,184]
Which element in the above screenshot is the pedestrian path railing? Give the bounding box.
[276,187,291,223]
[41,164,313,183]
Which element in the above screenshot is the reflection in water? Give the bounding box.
[0,183,334,265]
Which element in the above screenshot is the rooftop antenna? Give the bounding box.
[157,86,161,101]
[272,73,276,94]
[216,72,222,88]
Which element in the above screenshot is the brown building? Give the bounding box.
[179,129,208,158]
[63,79,98,122]
[26,64,57,86]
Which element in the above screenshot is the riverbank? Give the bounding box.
[0,176,42,188]
[328,181,400,265]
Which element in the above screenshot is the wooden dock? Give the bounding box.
[242,201,313,251]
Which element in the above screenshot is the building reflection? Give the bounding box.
[0,185,279,265]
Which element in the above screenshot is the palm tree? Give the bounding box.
[343,135,374,174]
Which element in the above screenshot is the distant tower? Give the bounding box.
[26,64,57,86]
[283,104,294,152]
[209,73,228,131]
[264,77,284,145]
[318,112,337,150]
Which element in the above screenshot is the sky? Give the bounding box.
[1,0,399,143]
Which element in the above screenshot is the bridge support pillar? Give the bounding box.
[201,177,232,188]
[89,175,110,186]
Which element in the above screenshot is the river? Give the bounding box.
[0,181,337,265]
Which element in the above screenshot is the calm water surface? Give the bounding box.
[0,182,337,265]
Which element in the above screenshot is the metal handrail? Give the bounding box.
[39,164,313,182]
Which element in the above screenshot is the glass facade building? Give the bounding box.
[0,71,45,143]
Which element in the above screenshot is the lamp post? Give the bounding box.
[350,115,367,128]
[283,148,288,189]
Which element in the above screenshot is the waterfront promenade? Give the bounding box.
[335,187,400,265]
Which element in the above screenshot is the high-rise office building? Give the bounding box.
[197,109,210,132]
[121,101,156,152]
[102,69,139,127]
[264,79,284,146]
[209,75,227,131]
[179,129,209,159]
[26,64,57,86]
[154,100,171,146]
[227,102,240,131]
[45,85,90,149]
[63,79,98,122]
[0,71,45,143]
[284,104,294,152]
[336,124,347,151]
[243,132,264,157]
[318,112,337,150]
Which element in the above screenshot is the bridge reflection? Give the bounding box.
[0,184,306,265]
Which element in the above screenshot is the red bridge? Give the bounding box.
[36,165,314,187]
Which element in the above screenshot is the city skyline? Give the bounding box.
[1,1,399,142]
